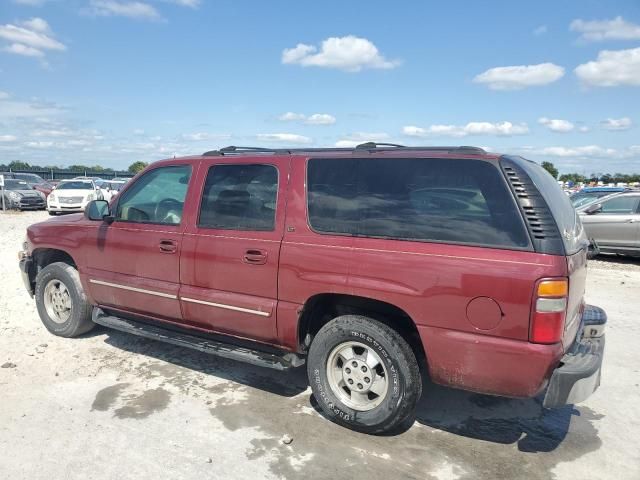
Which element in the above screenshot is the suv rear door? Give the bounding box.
[178,156,289,343]
[84,164,194,321]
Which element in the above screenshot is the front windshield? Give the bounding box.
[4,180,30,191]
[57,181,94,190]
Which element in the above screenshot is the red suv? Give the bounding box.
[19,144,606,434]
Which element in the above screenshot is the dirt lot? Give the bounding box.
[1,210,639,480]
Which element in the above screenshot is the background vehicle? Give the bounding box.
[579,191,640,257]
[1,179,46,210]
[32,181,59,199]
[99,180,127,202]
[0,172,46,189]
[570,186,631,208]
[19,145,606,434]
[46,179,102,215]
[73,176,105,188]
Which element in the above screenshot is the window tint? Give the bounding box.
[307,158,530,249]
[116,165,191,225]
[198,164,278,231]
[600,196,639,214]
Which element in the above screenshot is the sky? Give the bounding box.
[1,0,640,174]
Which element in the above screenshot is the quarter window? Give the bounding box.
[198,164,278,231]
[307,158,530,249]
[116,165,191,225]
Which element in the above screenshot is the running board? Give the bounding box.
[92,308,305,371]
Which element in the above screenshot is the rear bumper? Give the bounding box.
[543,305,607,408]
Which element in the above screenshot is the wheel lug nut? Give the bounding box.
[361,366,367,372]
[364,377,370,383]
[352,361,358,367]
[345,368,351,374]
[348,379,353,385]
[357,383,363,389]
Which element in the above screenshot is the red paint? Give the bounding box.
[24,150,588,399]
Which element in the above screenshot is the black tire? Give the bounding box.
[48,211,57,216]
[307,315,422,434]
[35,262,95,337]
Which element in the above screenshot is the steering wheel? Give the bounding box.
[154,198,182,224]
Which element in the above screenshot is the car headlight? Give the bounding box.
[8,192,20,201]
[49,193,56,202]
[37,191,45,200]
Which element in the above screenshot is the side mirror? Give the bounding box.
[584,203,602,215]
[85,200,113,222]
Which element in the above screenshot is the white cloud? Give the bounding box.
[575,47,640,87]
[538,117,575,133]
[4,43,44,57]
[89,1,163,21]
[403,121,529,137]
[473,63,565,90]
[0,18,66,60]
[282,35,400,72]
[533,25,548,36]
[277,112,336,125]
[0,135,17,142]
[305,113,336,125]
[578,126,590,133]
[538,145,617,158]
[0,91,9,100]
[163,0,200,7]
[31,128,75,137]
[335,132,390,147]
[570,16,640,42]
[181,132,232,141]
[278,112,306,121]
[601,117,632,131]
[256,133,312,144]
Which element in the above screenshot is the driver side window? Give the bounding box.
[116,165,192,225]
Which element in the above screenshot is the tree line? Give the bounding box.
[1,160,149,174]
[539,162,639,184]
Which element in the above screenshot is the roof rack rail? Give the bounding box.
[355,142,406,149]
[202,145,487,156]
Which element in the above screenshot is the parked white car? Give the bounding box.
[47,179,103,215]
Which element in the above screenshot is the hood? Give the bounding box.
[9,189,41,197]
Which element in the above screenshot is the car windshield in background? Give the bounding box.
[15,173,45,184]
[3,180,30,191]
[570,191,617,208]
[57,181,93,190]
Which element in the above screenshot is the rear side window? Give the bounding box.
[198,164,278,231]
[307,158,531,249]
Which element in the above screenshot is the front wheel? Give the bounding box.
[35,262,95,337]
[307,315,422,434]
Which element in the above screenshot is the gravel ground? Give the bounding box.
[1,210,639,480]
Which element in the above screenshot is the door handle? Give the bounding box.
[243,249,267,265]
[159,239,178,253]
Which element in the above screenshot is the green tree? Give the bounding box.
[8,160,31,170]
[541,161,559,179]
[68,164,90,172]
[128,161,148,174]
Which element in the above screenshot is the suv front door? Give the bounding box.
[84,164,194,321]
[179,157,289,343]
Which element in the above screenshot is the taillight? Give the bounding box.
[530,279,568,344]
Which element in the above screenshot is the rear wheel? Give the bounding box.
[307,315,422,434]
[35,262,95,337]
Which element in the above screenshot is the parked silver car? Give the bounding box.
[579,192,640,256]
